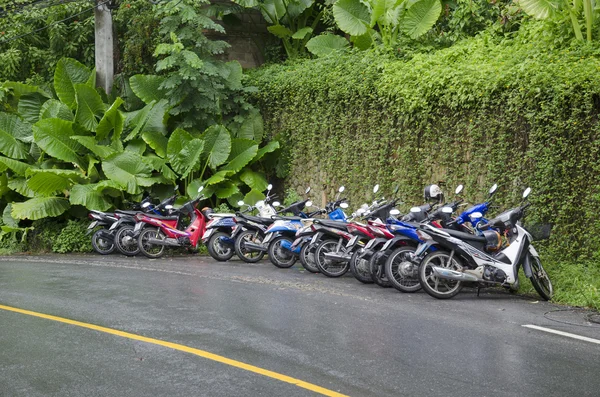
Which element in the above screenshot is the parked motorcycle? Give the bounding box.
[416,187,553,300]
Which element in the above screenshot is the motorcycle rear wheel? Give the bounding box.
[234,230,265,263]
[299,243,319,273]
[349,249,373,284]
[91,229,115,255]
[268,236,297,268]
[114,225,140,256]
[528,255,553,300]
[315,239,349,277]
[138,228,166,259]
[369,251,391,288]
[418,251,463,299]
[385,246,421,293]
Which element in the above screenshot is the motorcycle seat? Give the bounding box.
[238,214,274,225]
[441,228,486,243]
[141,213,179,221]
[115,210,139,216]
[315,219,347,229]
[271,215,303,221]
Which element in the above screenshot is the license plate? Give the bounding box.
[263,233,273,244]
[415,243,427,257]
[134,222,143,232]
[109,222,119,230]
[381,240,393,251]
[203,228,215,240]
[346,235,358,248]
[88,221,98,229]
[365,239,375,249]
[310,234,319,245]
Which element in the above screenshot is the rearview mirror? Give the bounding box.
[197,186,204,193]
[489,184,498,195]
[338,186,345,193]
[455,185,463,195]
[390,209,400,216]
[373,184,379,194]
[470,212,483,220]
[141,202,151,208]
[267,184,273,191]
[165,205,173,210]
[273,201,281,207]
[340,202,349,209]
[523,187,531,199]
[442,207,453,214]
[237,200,245,206]
[410,206,422,213]
[306,201,313,207]
[305,186,311,194]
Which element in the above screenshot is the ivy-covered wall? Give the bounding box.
[250,36,600,306]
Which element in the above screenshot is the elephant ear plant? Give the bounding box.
[0,57,280,232]
[306,0,443,55]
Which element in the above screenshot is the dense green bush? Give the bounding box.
[250,28,600,307]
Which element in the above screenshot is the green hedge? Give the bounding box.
[250,34,600,308]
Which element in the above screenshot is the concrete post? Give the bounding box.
[94,0,114,95]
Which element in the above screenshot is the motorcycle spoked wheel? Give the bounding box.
[418,251,463,299]
[91,229,115,255]
[114,225,140,256]
[314,239,349,277]
[349,249,373,284]
[528,255,553,300]
[268,236,297,268]
[234,230,265,263]
[207,232,235,261]
[137,228,166,259]
[385,246,421,293]
[369,251,391,288]
[299,243,319,273]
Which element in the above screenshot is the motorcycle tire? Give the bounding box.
[207,231,235,261]
[114,225,140,256]
[385,246,421,293]
[349,249,373,284]
[268,236,297,268]
[315,239,349,278]
[418,251,463,299]
[299,243,319,273]
[91,229,115,255]
[234,229,265,263]
[137,228,166,259]
[528,255,553,300]
[369,251,391,288]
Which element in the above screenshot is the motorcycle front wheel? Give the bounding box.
[299,243,319,273]
[91,229,115,255]
[268,236,297,268]
[315,239,349,277]
[349,249,373,284]
[207,231,235,261]
[418,251,463,299]
[385,246,421,293]
[137,228,166,259]
[114,225,140,256]
[234,230,265,263]
[369,251,391,287]
[528,255,553,300]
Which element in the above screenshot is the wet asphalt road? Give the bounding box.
[0,254,599,397]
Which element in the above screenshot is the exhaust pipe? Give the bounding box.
[431,266,478,282]
[97,229,115,242]
[243,241,267,252]
[324,252,352,262]
[148,237,180,247]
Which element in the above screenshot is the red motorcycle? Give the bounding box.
[134,187,210,258]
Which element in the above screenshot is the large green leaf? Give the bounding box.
[33,119,85,168]
[238,113,264,142]
[126,139,147,155]
[0,112,33,143]
[54,58,92,109]
[220,139,259,173]
[142,131,168,158]
[518,0,557,19]
[306,34,349,57]
[129,75,166,104]
[203,125,232,170]
[25,168,86,182]
[124,100,168,141]
[401,0,442,39]
[268,24,294,38]
[252,140,280,163]
[11,197,70,220]
[243,189,265,206]
[0,173,9,197]
[187,179,217,199]
[287,0,314,19]
[74,83,105,132]
[96,97,124,141]
[333,0,370,36]
[8,178,36,197]
[204,170,234,186]
[2,204,18,227]
[18,93,48,124]
[261,0,287,23]
[70,136,116,159]
[167,129,205,178]
[224,61,243,91]
[39,99,74,121]
[292,26,313,39]
[0,117,29,159]
[102,151,153,194]
[69,180,121,211]
[0,156,32,176]
[215,181,240,198]
[240,168,268,191]
[26,172,73,196]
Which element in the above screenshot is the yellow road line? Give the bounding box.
[0,303,348,397]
